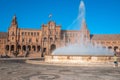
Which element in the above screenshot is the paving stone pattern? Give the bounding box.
[0,60,120,80]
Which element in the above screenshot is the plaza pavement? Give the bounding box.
[0,59,120,80]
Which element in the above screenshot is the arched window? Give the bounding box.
[36,38,38,42]
[12,37,14,40]
[50,44,56,53]
[28,32,30,36]
[37,32,39,36]
[44,37,47,41]
[31,32,33,36]
[25,32,27,35]
[29,38,32,43]
[34,32,36,36]
[37,46,41,52]
[32,45,36,51]
[6,45,9,51]
[22,45,26,51]
[11,45,14,51]
[22,32,24,36]
[108,46,112,49]
[27,45,31,51]
[50,37,53,41]
[22,38,24,42]
[56,38,58,41]
[17,45,21,50]
[114,46,118,51]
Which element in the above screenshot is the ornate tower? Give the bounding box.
[41,21,61,56]
[8,15,19,54]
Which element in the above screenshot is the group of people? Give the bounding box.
[0,54,10,58]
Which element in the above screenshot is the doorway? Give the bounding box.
[41,48,46,57]
[50,44,56,53]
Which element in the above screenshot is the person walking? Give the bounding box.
[114,54,118,67]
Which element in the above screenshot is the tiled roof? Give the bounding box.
[90,34,120,40]
[20,28,41,31]
[0,32,8,39]
[61,30,80,32]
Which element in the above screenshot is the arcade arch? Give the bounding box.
[50,44,56,53]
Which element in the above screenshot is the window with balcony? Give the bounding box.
[22,32,24,36]
[44,37,47,41]
[25,32,27,35]
[29,38,32,43]
[36,38,38,42]
[31,32,33,36]
[22,38,24,42]
[50,37,53,41]
[12,37,14,40]
[28,32,30,36]
[37,32,39,36]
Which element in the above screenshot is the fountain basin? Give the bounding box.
[45,55,114,64]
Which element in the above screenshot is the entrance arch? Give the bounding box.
[27,45,31,51]
[114,46,118,52]
[6,45,9,51]
[11,45,14,51]
[108,46,112,49]
[41,48,46,57]
[37,46,41,52]
[22,45,26,51]
[50,44,56,53]
[17,45,21,50]
[32,45,36,51]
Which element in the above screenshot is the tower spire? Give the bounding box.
[11,15,18,27]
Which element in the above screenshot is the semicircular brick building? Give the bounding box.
[0,15,120,57]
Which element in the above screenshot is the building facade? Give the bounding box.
[0,15,120,57]
[0,32,7,56]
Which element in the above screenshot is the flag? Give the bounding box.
[49,14,52,18]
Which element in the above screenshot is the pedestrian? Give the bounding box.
[113,54,118,67]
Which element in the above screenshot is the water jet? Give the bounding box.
[45,0,114,64]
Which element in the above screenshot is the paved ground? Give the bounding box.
[0,60,120,80]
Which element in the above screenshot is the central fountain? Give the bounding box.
[45,0,114,64]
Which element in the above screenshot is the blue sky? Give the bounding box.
[0,0,120,34]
